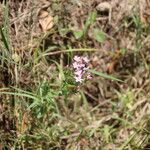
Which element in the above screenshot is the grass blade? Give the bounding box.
[0,27,9,51]
[118,129,141,150]
[0,91,38,101]
[89,69,123,82]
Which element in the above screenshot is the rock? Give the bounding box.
[96,2,111,12]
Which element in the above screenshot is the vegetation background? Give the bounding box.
[0,0,150,149]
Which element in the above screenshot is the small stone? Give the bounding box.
[96,2,111,12]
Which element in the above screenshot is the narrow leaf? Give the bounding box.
[89,69,123,82]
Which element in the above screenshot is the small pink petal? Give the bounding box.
[83,67,89,71]
[82,56,89,63]
[80,63,86,68]
[87,74,92,79]
[73,62,79,69]
[74,76,83,83]
[74,55,81,62]
[73,62,85,69]
[74,70,83,76]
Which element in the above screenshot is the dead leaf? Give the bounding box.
[139,0,147,23]
[39,10,54,32]
[91,56,100,67]
[107,50,121,74]
[39,0,49,3]
[107,61,117,74]
[139,0,150,24]
[21,112,28,133]
[12,53,20,63]
[0,144,2,150]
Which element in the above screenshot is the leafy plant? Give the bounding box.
[93,28,106,43]
[73,11,97,39]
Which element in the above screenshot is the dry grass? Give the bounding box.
[0,0,150,149]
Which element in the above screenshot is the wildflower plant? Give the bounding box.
[73,55,92,83]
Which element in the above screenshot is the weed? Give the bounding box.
[0,0,150,149]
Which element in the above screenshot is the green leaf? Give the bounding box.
[0,1,10,52]
[73,11,97,39]
[84,11,97,35]
[59,28,70,37]
[0,28,9,51]
[120,48,127,55]
[73,30,84,39]
[93,29,106,43]
[85,11,97,29]
[89,69,123,82]
[0,91,38,101]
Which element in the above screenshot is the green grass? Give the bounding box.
[0,1,150,149]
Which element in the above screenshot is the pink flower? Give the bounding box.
[73,55,92,83]
[87,73,92,79]
[74,76,83,83]
[74,70,83,76]
[83,57,90,63]
[83,67,88,71]
[74,56,81,62]
[73,62,85,69]
[73,62,80,69]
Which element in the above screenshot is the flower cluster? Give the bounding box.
[73,55,92,83]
